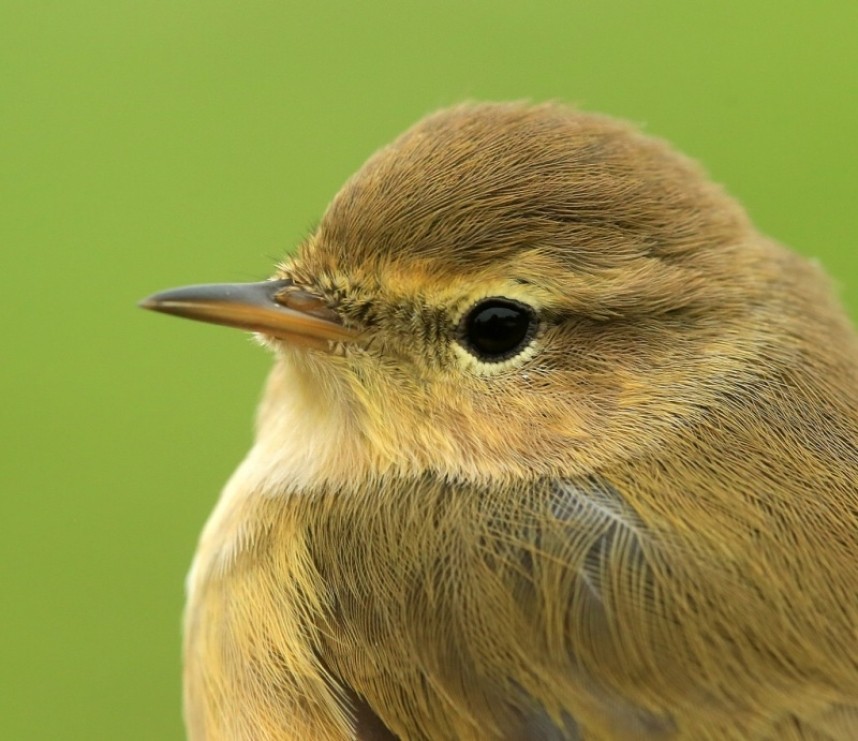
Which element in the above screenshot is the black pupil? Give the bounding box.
[463,299,533,361]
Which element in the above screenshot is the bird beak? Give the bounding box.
[139,279,357,349]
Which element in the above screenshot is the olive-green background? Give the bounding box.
[2,2,856,739]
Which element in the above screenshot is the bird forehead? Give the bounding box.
[308,101,743,284]
[286,103,750,320]
[315,105,622,270]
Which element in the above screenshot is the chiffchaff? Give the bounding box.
[142,103,858,740]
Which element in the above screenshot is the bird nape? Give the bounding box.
[141,102,858,740]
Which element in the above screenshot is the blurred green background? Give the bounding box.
[2,1,856,738]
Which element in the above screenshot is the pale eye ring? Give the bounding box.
[458,297,537,362]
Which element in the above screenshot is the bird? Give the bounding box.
[141,102,858,740]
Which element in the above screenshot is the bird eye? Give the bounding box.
[459,297,537,362]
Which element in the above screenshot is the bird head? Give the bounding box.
[142,103,788,489]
